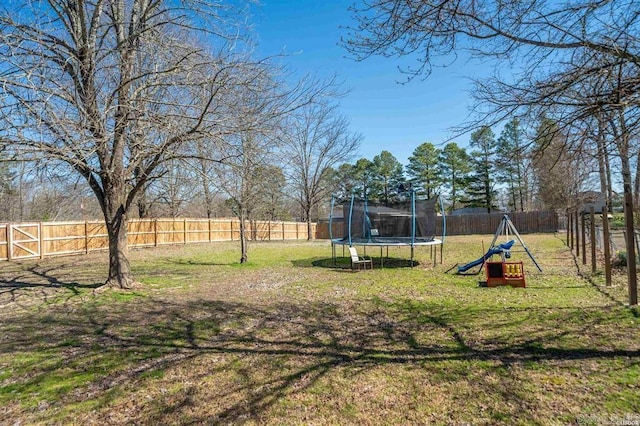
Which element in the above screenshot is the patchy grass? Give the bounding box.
[0,234,639,425]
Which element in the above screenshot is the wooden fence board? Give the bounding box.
[1,217,316,262]
[0,224,7,260]
[9,223,41,259]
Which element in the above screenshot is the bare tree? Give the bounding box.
[150,159,198,218]
[281,102,361,240]
[0,0,275,288]
[213,131,281,263]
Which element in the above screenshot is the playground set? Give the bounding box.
[457,215,542,288]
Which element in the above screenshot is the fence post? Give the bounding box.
[282,222,285,240]
[565,210,571,247]
[230,220,234,241]
[602,206,611,286]
[590,207,596,273]
[84,220,89,254]
[183,218,187,244]
[575,211,580,256]
[39,222,44,259]
[636,231,640,272]
[154,219,158,247]
[569,212,573,249]
[581,211,586,265]
[6,223,12,261]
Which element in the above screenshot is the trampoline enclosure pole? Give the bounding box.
[348,194,355,247]
[411,190,416,266]
[329,195,335,241]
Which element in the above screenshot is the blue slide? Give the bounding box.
[457,240,515,273]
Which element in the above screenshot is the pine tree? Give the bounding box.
[463,127,498,212]
[438,143,471,212]
[352,158,375,200]
[496,118,530,211]
[406,142,441,198]
[371,151,404,205]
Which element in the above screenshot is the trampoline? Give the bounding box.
[329,192,445,267]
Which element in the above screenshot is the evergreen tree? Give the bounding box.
[463,127,498,213]
[371,151,404,205]
[330,163,358,200]
[352,158,375,199]
[496,118,530,211]
[438,143,471,212]
[406,142,441,198]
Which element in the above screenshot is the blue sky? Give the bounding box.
[249,0,495,164]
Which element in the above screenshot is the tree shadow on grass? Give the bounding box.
[1,293,639,424]
[0,264,103,306]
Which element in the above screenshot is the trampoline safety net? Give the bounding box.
[338,197,438,245]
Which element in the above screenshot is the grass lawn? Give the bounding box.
[0,234,639,425]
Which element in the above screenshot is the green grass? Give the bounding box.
[0,234,639,425]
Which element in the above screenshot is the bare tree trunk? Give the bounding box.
[239,207,248,263]
[616,115,638,306]
[635,147,640,209]
[597,117,610,209]
[516,158,525,212]
[198,155,214,219]
[605,150,613,211]
[202,176,213,219]
[103,192,134,288]
[307,218,314,240]
[451,171,457,212]
[137,193,150,218]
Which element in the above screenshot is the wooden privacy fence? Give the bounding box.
[316,210,559,239]
[0,218,315,261]
[441,211,558,235]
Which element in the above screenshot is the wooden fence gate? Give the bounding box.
[7,223,41,260]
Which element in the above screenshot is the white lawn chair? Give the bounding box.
[348,246,373,270]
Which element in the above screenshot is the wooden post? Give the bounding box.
[602,206,612,286]
[6,223,12,261]
[39,222,44,259]
[569,212,573,249]
[154,219,158,247]
[581,211,586,265]
[282,222,285,240]
[590,207,596,273]
[208,219,212,242]
[575,211,580,256]
[268,220,271,241]
[84,221,89,254]
[569,212,576,251]
[230,220,234,241]
[183,218,187,244]
[566,210,570,246]
[2,224,7,261]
